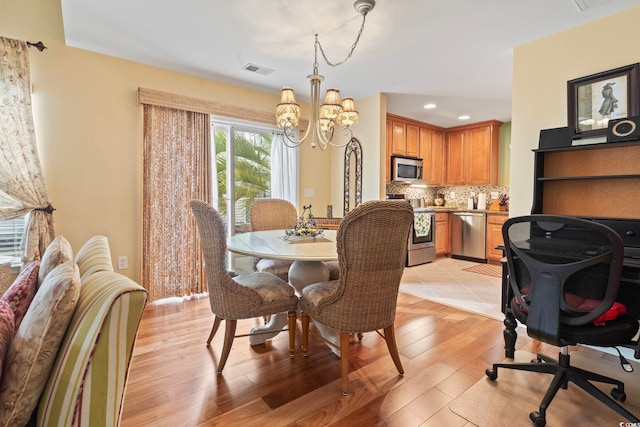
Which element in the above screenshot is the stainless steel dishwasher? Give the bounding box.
[451,212,487,262]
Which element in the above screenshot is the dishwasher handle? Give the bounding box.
[453,212,486,217]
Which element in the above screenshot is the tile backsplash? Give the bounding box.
[386,182,509,209]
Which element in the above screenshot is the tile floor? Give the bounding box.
[233,255,503,321]
[400,257,503,320]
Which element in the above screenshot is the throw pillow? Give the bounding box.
[0,300,15,383]
[38,235,73,287]
[564,293,628,326]
[1,260,39,329]
[74,235,113,281]
[0,261,81,427]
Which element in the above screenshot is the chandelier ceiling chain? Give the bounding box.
[275,0,375,150]
[316,10,368,68]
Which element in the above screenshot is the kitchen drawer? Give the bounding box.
[435,212,449,222]
[487,213,508,226]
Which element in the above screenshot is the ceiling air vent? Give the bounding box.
[242,63,274,76]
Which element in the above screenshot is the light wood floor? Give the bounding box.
[119,291,626,426]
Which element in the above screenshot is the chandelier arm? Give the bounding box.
[328,127,355,148]
[312,118,336,151]
[316,12,368,68]
[281,122,311,147]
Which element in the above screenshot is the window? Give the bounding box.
[211,121,297,234]
[212,120,298,272]
[0,215,27,259]
[212,123,273,233]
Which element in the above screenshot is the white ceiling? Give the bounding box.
[61,0,640,128]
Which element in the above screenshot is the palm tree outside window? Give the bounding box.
[212,121,298,273]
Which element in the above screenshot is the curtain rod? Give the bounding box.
[26,41,47,52]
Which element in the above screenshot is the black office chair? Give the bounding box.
[486,214,639,427]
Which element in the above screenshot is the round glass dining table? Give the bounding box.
[226,229,339,347]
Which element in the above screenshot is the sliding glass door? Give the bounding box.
[212,122,273,272]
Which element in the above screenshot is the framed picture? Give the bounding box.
[567,63,640,139]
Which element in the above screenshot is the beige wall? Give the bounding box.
[0,0,336,282]
[511,6,640,216]
[328,93,386,218]
[498,122,511,186]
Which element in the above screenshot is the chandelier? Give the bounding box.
[275,0,376,150]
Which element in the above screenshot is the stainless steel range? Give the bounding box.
[407,207,436,266]
[386,193,436,266]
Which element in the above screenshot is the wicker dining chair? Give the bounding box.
[249,198,298,281]
[299,200,414,395]
[190,200,299,373]
[250,198,340,281]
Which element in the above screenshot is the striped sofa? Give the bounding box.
[36,236,147,426]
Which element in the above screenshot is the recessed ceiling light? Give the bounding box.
[423,103,436,109]
[458,115,470,120]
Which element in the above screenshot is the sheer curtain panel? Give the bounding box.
[0,37,55,261]
[142,105,211,301]
[270,132,299,207]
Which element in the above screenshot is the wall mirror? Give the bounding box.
[343,137,362,215]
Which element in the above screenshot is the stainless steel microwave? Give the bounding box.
[391,156,423,182]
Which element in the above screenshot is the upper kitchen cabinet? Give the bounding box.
[419,127,445,185]
[388,114,420,158]
[445,120,503,185]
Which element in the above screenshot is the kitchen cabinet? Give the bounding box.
[435,212,449,256]
[445,129,465,185]
[445,120,503,185]
[386,114,446,183]
[419,128,445,185]
[390,118,419,157]
[531,140,640,218]
[486,213,507,263]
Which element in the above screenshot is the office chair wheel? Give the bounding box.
[485,368,497,381]
[529,411,545,427]
[611,387,626,402]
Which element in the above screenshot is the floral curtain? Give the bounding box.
[0,37,55,261]
[142,104,211,301]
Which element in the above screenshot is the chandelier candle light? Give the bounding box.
[275,0,375,150]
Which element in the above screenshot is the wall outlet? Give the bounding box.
[304,188,315,197]
[450,192,456,199]
[117,256,128,270]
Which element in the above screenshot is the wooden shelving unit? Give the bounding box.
[531,140,640,219]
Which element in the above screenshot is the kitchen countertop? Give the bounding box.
[425,206,509,215]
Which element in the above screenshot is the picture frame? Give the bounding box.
[567,63,640,139]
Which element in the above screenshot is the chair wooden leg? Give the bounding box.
[301,313,310,356]
[207,315,222,345]
[217,319,237,373]
[340,333,350,396]
[383,324,404,376]
[288,311,296,356]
